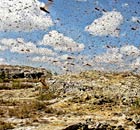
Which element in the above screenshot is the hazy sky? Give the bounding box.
[0,0,140,73]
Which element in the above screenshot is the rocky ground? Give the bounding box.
[0,68,140,130]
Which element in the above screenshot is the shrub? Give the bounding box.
[132,98,140,108]
[12,80,21,89]
[37,91,56,101]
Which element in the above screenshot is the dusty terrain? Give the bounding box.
[0,68,140,130]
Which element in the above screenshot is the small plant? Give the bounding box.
[133,98,140,108]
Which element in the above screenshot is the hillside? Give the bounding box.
[0,67,140,130]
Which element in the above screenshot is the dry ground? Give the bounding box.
[0,71,140,130]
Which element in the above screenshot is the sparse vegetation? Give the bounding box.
[12,80,21,89]
[0,68,140,129]
[0,121,14,130]
[133,98,140,108]
[8,101,46,118]
[37,90,57,101]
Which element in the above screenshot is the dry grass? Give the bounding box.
[12,80,34,89]
[37,91,57,101]
[0,120,15,130]
[129,107,140,115]
[0,99,19,106]
[129,98,140,115]
[0,70,140,130]
[8,101,46,119]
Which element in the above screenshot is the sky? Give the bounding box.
[0,0,140,74]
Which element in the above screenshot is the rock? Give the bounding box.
[62,122,125,130]
[93,97,113,105]
[95,122,125,130]
[0,65,52,90]
[117,125,125,130]
[135,122,140,129]
[0,65,52,80]
[63,123,89,130]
